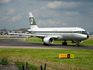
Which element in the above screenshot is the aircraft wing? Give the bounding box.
[8,33,23,35]
[9,33,59,38]
[8,32,45,37]
[20,33,59,38]
[20,33,46,37]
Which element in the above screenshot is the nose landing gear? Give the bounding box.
[76,41,81,47]
[62,40,67,46]
[76,44,79,47]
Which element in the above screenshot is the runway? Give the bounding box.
[0,35,93,50]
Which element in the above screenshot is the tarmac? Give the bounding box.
[0,35,93,50]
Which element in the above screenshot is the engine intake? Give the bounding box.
[43,37,54,44]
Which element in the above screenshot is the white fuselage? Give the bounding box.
[28,12,89,45]
[28,27,88,41]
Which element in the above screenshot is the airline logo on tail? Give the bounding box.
[29,12,38,29]
[30,18,33,24]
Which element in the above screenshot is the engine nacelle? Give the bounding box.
[43,37,54,44]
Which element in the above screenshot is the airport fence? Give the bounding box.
[0,55,93,70]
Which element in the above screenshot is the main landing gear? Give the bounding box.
[62,40,80,47]
[76,41,80,47]
[43,43,48,46]
[76,44,79,47]
[62,40,67,46]
[43,40,80,47]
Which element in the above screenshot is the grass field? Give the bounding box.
[0,35,7,38]
[0,36,93,69]
[25,37,93,46]
[0,49,93,70]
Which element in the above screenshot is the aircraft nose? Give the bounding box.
[87,35,89,38]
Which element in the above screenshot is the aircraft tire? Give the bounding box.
[62,42,64,45]
[62,42,67,46]
[43,43,48,46]
[65,42,67,45]
[76,44,79,47]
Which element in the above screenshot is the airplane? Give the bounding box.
[9,12,89,46]
[27,12,89,46]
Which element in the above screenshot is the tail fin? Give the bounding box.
[29,12,38,29]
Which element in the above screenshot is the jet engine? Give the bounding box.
[43,37,54,44]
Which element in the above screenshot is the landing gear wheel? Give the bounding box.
[76,44,79,47]
[76,41,80,47]
[43,43,48,46]
[62,42,67,46]
[65,42,67,45]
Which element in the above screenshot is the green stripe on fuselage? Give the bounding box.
[30,31,87,35]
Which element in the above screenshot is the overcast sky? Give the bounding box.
[0,0,93,32]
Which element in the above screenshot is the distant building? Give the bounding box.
[0,29,10,35]
[17,28,28,33]
[0,28,28,35]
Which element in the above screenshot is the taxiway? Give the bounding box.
[0,35,93,50]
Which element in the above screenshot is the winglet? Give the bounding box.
[29,12,33,17]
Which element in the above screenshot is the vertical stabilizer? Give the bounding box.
[29,12,38,29]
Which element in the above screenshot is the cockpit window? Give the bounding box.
[82,31,87,34]
[76,31,87,35]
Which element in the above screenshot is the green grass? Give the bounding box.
[25,37,93,46]
[80,38,93,46]
[25,38,43,43]
[28,36,38,38]
[0,57,8,65]
[0,49,93,69]
[0,35,7,38]
[15,60,37,70]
